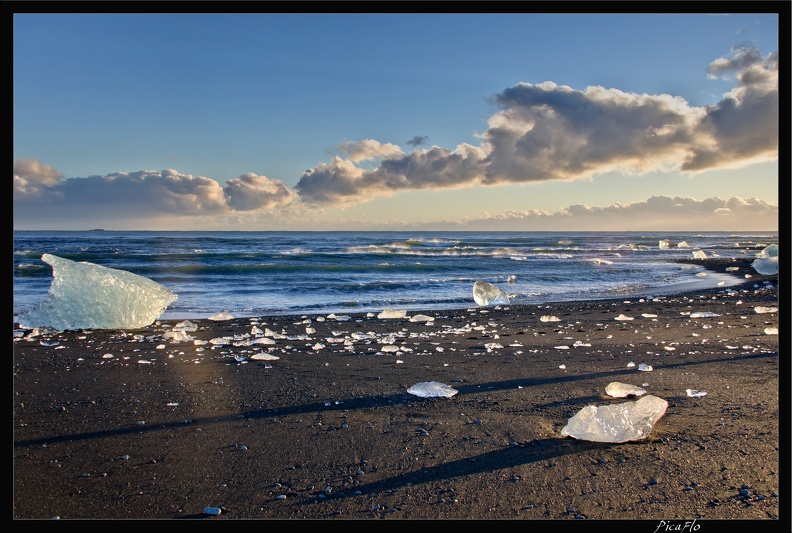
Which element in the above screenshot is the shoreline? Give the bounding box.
[12,258,781,522]
[144,256,772,323]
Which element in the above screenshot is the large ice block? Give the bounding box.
[560,395,668,443]
[752,244,778,275]
[16,254,178,331]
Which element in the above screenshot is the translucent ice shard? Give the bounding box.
[752,244,778,275]
[692,249,707,259]
[378,309,408,319]
[560,395,668,443]
[16,254,177,331]
[407,381,458,398]
[659,239,672,249]
[472,280,509,306]
[605,382,647,398]
[208,312,234,321]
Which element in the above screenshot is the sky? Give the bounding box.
[11,9,783,231]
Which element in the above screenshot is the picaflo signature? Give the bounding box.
[654,519,700,533]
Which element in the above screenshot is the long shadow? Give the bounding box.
[308,437,627,502]
[13,351,777,448]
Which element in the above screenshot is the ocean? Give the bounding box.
[13,230,778,322]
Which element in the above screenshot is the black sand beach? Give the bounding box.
[12,258,782,524]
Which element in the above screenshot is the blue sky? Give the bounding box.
[12,10,782,231]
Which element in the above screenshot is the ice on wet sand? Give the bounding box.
[16,253,177,331]
[560,395,669,443]
[752,244,778,275]
[605,382,647,398]
[472,280,509,306]
[407,381,459,398]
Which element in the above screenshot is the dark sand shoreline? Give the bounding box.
[12,258,783,523]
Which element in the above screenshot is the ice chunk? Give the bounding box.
[659,239,672,249]
[250,353,279,360]
[208,312,234,321]
[689,312,720,318]
[540,315,561,322]
[560,395,668,443]
[605,382,647,398]
[407,381,458,398]
[677,241,690,248]
[754,306,778,314]
[473,280,509,306]
[614,314,634,321]
[686,389,707,398]
[378,309,408,319]
[638,363,653,372]
[409,314,435,323]
[16,254,177,331]
[692,249,707,259]
[752,244,778,275]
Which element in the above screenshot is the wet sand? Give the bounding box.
[12,259,782,524]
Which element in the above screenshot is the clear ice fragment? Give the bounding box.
[208,312,234,321]
[605,382,647,398]
[560,395,668,443]
[407,381,458,398]
[16,254,177,331]
[472,281,509,306]
[751,244,778,275]
[378,309,408,319]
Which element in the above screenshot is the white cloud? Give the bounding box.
[13,159,64,200]
[294,44,778,206]
[223,173,297,210]
[335,139,404,162]
[13,167,296,224]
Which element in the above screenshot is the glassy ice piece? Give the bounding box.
[407,381,458,398]
[208,312,234,321]
[659,239,672,249]
[686,389,707,398]
[16,254,177,331]
[605,382,647,398]
[751,244,778,275]
[472,280,509,306]
[409,314,435,322]
[560,395,669,443]
[692,249,707,259]
[638,363,653,372]
[758,244,778,258]
[378,309,408,319]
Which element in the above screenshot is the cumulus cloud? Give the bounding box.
[335,139,404,162]
[13,159,65,200]
[295,44,778,206]
[223,173,297,210]
[13,166,296,222]
[416,195,778,231]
